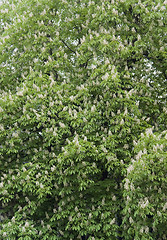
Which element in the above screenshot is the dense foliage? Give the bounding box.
[0,0,166,239]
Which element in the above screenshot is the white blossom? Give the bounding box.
[129,217,134,224]
[139,198,149,208]
[41,9,46,15]
[102,72,109,80]
[163,202,167,211]
[103,39,108,45]
[145,128,154,136]
[59,122,66,128]
[112,195,116,201]
[127,165,134,174]
[91,105,96,112]
[25,222,29,227]
[124,179,130,190]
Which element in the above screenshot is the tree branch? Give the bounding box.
[60,39,76,54]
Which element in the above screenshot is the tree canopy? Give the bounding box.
[0,0,167,239]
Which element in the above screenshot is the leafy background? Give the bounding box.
[0,0,166,239]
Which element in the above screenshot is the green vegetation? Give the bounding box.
[0,0,166,239]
